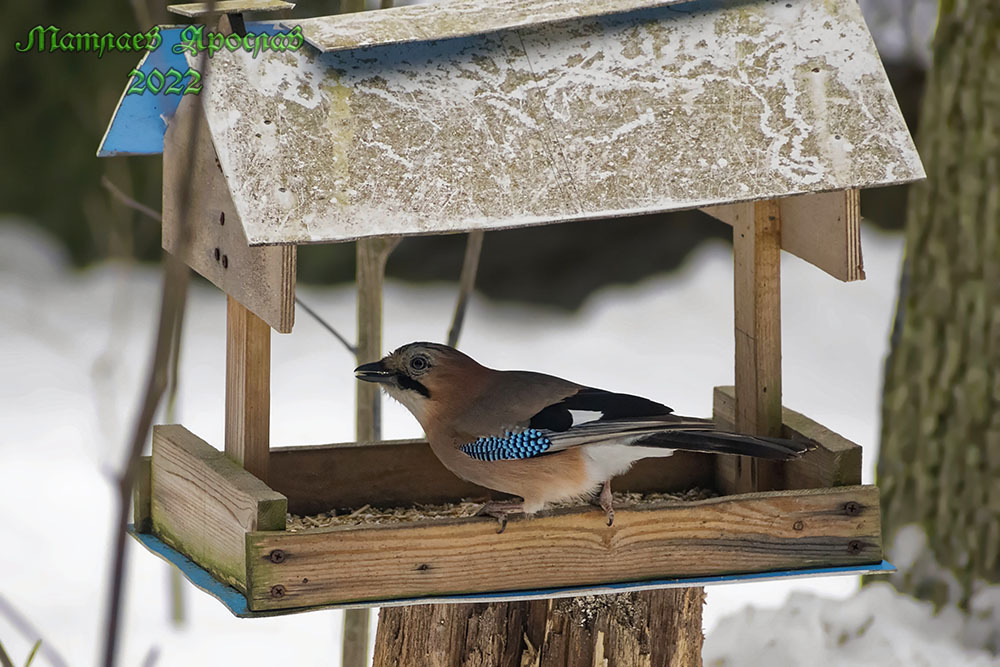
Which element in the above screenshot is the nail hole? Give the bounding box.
[278,187,287,193]
[222,255,229,269]
[264,119,272,125]
[214,248,220,261]
[793,521,804,531]
[219,211,225,225]
[255,133,261,138]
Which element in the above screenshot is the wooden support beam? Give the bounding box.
[355,238,400,442]
[151,425,286,592]
[226,295,271,482]
[713,386,863,491]
[268,440,714,515]
[162,95,296,333]
[702,189,863,282]
[730,199,783,494]
[246,485,881,611]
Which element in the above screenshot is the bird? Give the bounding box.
[355,342,812,532]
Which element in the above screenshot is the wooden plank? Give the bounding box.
[168,0,294,17]
[713,386,862,490]
[268,440,715,515]
[245,485,881,610]
[151,425,286,592]
[134,456,152,533]
[195,0,923,247]
[355,238,400,442]
[727,199,783,494]
[284,0,689,53]
[701,189,864,282]
[226,296,271,481]
[162,94,296,333]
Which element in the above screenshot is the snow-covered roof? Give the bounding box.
[105,0,925,246]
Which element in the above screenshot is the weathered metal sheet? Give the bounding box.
[283,0,690,54]
[168,0,294,18]
[97,27,188,157]
[196,0,924,246]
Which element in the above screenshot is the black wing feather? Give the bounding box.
[529,387,673,432]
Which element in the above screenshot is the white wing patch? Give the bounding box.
[568,409,602,426]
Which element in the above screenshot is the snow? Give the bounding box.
[1,215,990,665]
[704,583,1000,667]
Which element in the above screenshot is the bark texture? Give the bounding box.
[878,0,1000,608]
[373,589,704,667]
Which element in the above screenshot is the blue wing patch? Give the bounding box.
[460,429,553,461]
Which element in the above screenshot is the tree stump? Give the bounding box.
[373,588,704,667]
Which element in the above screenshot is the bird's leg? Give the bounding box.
[475,499,523,534]
[599,480,614,527]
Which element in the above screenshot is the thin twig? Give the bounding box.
[100,7,208,662]
[140,645,160,667]
[0,595,69,667]
[0,640,13,667]
[101,175,162,223]
[447,230,485,348]
[295,296,357,355]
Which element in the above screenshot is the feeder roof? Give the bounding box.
[190,0,922,246]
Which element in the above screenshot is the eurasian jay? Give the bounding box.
[356,342,811,532]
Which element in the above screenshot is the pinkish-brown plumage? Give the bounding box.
[356,342,811,530]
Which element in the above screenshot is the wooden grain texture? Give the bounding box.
[245,485,881,610]
[167,0,294,16]
[226,296,271,482]
[355,238,400,443]
[134,456,152,533]
[729,199,783,494]
[373,588,704,667]
[151,425,286,592]
[701,189,864,282]
[162,95,295,332]
[713,386,862,491]
[196,0,923,246]
[267,440,715,515]
[285,0,690,53]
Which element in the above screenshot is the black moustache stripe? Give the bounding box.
[395,373,430,398]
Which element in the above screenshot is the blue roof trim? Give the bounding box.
[128,525,895,618]
[97,22,290,158]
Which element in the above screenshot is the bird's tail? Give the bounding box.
[633,428,810,460]
[553,415,812,460]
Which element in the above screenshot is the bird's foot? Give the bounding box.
[475,500,523,534]
[599,480,615,527]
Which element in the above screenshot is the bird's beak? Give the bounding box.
[354,360,395,384]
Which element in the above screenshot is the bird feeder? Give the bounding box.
[101,0,923,615]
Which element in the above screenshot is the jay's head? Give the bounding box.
[355,342,483,422]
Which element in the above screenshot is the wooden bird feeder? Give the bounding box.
[100,0,923,616]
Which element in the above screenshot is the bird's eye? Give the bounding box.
[409,356,428,372]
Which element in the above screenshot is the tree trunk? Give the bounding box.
[877,0,1000,608]
[373,588,704,667]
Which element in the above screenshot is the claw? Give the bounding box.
[599,480,615,527]
[475,500,522,534]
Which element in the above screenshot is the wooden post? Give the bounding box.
[732,199,783,492]
[225,295,270,482]
[355,237,400,441]
[374,590,704,667]
[347,237,399,667]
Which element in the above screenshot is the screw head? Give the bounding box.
[847,540,863,555]
[269,549,286,564]
[270,584,286,598]
[844,502,861,516]
[793,520,804,531]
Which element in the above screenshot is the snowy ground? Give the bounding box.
[1,218,994,666]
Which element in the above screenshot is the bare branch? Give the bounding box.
[0,594,69,667]
[0,640,14,667]
[101,176,162,223]
[295,296,357,355]
[447,230,485,348]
